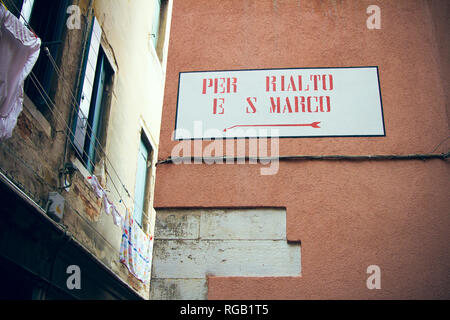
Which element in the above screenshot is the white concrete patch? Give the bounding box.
[152,240,300,278]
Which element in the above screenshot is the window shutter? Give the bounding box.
[133,140,149,227]
[19,0,34,24]
[73,17,102,155]
[84,55,106,173]
[151,0,161,47]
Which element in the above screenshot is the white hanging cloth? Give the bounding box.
[87,175,123,227]
[0,5,41,141]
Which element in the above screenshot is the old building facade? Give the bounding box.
[0,0,172,299]
[1,0,449,301]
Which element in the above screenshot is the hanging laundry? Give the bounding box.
[111,204,123,227]
[102,193,113,214]
[87,175,122,227]
[120,209,153,283]
[0,5,40,141]
[87,175,105,199]
[102,195,122,227]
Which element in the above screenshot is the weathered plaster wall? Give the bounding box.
[154,0,450,299]
[0,0,171,299]
[62,0,172,298]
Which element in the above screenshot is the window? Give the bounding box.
[151,0,161,48]
[5,0,69,115]
[151,0,169,62]
[72,17,113,173]
[133,136,153,228]
[3,0,28,20]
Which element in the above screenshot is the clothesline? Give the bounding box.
[0,4,125,227]
[1,0,154,284]
[1,0,37,38]
[42,47,132,200]
[3,0,135,214]
[27,59,145,232]
[29,56,144,233]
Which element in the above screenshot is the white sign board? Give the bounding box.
[174,67,385,139]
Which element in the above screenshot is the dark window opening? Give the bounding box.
[71,17,114,174]
[4,0,69,116]
[3,0,23,19]
[152,0,169,62]
[133,134,153,228]
[82,48,113,173]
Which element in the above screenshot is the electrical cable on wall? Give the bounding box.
[0,143,119,252]
[4,71,152,225]
[43,47,132,199]
[157,151,450,165]
[27,72,151,223]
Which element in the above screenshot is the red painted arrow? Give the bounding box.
[223,122,321,132]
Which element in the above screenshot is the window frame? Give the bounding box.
[10,0,70,115]
[133,133,154,229]
[72,17,113,174]
[151,0,161,48]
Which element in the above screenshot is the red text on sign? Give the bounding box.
[203,78,238,94]
[266,75,334,92]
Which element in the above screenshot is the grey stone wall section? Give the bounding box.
[153,240,300,278]
[154,210,201,239]
[150,279,207,300]
[199,209,286,240]
[150,209,301,300]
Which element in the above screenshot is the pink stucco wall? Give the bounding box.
[155,0,450,299]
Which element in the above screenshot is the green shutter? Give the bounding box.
[151,0,161,47]
[73,17,102,159]
[133,140,149,227]
[84,53,106,173]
